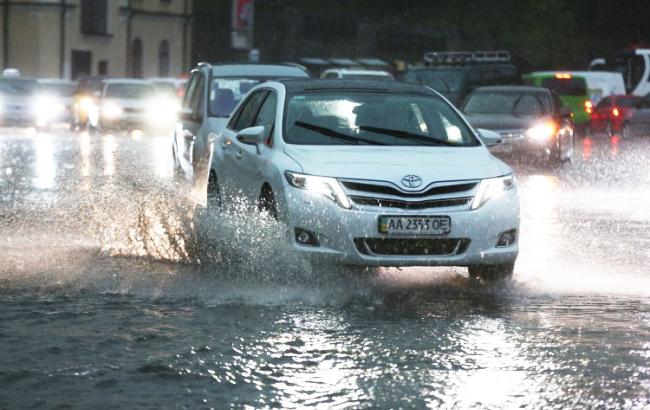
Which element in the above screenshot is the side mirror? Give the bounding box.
[559,106,573,118]
[237,125,266,145]
[179,107,202,123]
[477,128,502,147]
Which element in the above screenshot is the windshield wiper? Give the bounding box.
[294,121,386,145]
[358,125,459,146]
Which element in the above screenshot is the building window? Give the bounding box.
[98,60,108,76]
[131,38,143,78]
[158,40,170,77]
[71,50,92,80]
[80,0,108,35]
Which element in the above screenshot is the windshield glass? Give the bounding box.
[464,90,552,115]
[409,70,464,93]
[105,83,155,99]
[210,78,261,117]
[0,79,39,95]
[284,91,479,147]
[541,77,587,96]
[39,83,76,96]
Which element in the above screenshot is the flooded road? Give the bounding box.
[1,128,650,408]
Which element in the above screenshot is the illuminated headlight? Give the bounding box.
[285,171,352,209]
[471,175,516,210]
[146,97,180,123]
[102,102,123,119]
[526,121,557,142]
[33,95,65,118]
[79,96,95,113]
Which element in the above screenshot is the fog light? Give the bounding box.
[295,228,319,246]
[497,229,517,247]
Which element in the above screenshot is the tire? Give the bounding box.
[468,263,514,283]
[622,122,632,139]
[605,122,613,138]
[206,171,222,210]
[258,187,278,221]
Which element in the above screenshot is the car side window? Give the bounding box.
[233,90,268,131]
[182,73,199,110]
[253,93,278,144]
[189,74,205,117]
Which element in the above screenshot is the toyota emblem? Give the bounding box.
[401,175,423,189]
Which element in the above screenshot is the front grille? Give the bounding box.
[354,238,470,256]
[350,196,472,210]
[340,180,477,198]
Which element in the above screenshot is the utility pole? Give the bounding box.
[59,0,66,78]
[3,0,9,69]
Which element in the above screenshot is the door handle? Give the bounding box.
[183,130,195,141]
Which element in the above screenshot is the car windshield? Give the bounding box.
[0,79,39,95]
[410,70,464,92]
[464,90,552,115]
[210,78,261,117]
[284,91,479,146]
[39,83,77,97]
[541,77,587,96]
[151,82,178,97]
[105,83,155,99]
[617,97,641,107]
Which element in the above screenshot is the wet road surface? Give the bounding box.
[1,127,650,408]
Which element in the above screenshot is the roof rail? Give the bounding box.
[196,61,212,69]
[424,51,511,66]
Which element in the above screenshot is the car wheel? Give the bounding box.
[206,171,222,210]
[468,263,514,283]
[258,186,278,221]
[622,122,632,139]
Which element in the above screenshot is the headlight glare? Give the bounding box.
[526,121,557,142]
[102,102,123,119]
[285,171,352,209]
[471,175,516,210]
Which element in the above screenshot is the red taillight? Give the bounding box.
[612,107,620,117]
[584,100,593,114]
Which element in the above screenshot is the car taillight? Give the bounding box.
[612,107,620,117]
[584,100,593,114]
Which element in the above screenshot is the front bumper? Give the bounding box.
[279,185,519,267]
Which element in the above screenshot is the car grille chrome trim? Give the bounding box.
[354,238,471,256]
[340,178,478,210]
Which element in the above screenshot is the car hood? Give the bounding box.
[465,113,547,132]
[283,145,509,186]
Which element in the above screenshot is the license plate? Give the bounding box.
[379,216,451,235]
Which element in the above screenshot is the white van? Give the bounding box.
[534,71,625,104]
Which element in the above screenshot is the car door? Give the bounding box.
[175,71,206,177]
[216,89,269,205]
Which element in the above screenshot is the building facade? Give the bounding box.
[0,0,192,79]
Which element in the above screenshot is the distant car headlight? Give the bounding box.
[471,175,516,210]
[285,171,352,209]
[526,121,557,142]
[33,95,65,118]
[146,96,180,123]
[79,96,95,114]
[102,102,124,119]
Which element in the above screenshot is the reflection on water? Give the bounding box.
[32,133,56,190]
[102,134,116,176]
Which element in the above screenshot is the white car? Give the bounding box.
[200,79,520,281]
[321,68,394,81]
[89,79,177,132]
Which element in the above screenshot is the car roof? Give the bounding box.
[323,68,391,75]
[210,64,310,78]
[276,78,437,95]
[472,85,550,93]
[38,79,77,85]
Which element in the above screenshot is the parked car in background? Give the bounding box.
[618,98,650,138]
[403,51,521,106]
[71,76,105,130]
[89,79,168,132]
[590,95,644,137]
[525,72,591,137]
[463,86,574,165]
[204,79,519,281]
[147,77,187,99]
[37,79,78,126]
[0,76,42,127]
[172,63,311,183]
[320,68,394,81]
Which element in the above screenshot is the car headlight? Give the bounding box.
[79,96,95,113]
[146,97,180,123]
[471,175,516,210]
[102,102,123,119]
[285,171,352,209]
[526,121,557,142]
[33,95,65,117]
